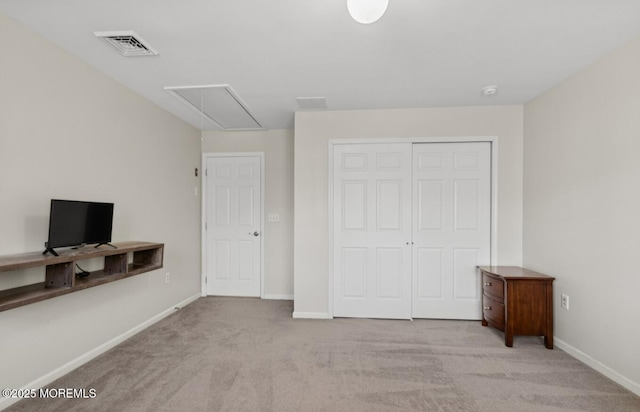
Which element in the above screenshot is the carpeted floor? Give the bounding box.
[7,297,640,411]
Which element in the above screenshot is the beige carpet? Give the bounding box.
[7,297,640,411]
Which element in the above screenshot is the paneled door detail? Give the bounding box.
[333,143,412,319]
[205,156,261,297]
[412,142,491,319]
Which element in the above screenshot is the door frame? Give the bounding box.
[328,137,498,318]
[201,152,266,298]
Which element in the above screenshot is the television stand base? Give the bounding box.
[42,247,59,257]
[95,242,117,249]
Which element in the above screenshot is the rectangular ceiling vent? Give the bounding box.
[165,84,263,131]
[296,97,328,110]
[94,31,158,56]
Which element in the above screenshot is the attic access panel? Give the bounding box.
[165,85,263,130]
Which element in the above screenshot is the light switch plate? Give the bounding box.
[268,214,280,222]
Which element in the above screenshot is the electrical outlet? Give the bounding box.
[165,272,171,283]
[561,293,569,310]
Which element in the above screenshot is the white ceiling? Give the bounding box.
[2,0,640,130]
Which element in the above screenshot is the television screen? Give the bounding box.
[47,200,114,249]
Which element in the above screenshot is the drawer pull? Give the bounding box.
[484,306,492,310]
[484,282,492,286]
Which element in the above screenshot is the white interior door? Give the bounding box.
[412,142,491,319]
[205,155,262,297]
[333,143,412,319]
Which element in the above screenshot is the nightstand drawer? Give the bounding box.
[482,273,504,300]
[483,294,505,329]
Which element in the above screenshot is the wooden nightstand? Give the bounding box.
[478,266,555,349]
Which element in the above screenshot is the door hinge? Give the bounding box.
[205,277,207,284]
[205,222,207,230]
[205,169,208,176]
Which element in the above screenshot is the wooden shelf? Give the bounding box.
[0,241,163,312]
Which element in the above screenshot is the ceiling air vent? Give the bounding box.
[94,31,158,56]
[165,84,263,131]
[296,97,328,110]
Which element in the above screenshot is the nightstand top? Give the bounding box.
[478,266,555,281]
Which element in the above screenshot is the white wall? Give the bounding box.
[202,130,294,298]
[0,13,201,401]
[524,35,640,393]
[294,106,524,316]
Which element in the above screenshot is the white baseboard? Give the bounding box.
[0,293,201,411]
[292,311,332,319]
[263,294,293,300]
[554,337,640,397]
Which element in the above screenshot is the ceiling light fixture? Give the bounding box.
[481,85,498,96]
[347,0,389,24]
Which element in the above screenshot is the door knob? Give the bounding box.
[249,231,260,237]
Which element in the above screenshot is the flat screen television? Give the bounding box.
[43,199,114,256]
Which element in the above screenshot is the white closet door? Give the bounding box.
[333,143,412,319]
[205,156,262,297]
[412,142,491,319]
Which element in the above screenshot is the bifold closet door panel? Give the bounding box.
[333,143,412,319]
[411,142,491,320]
